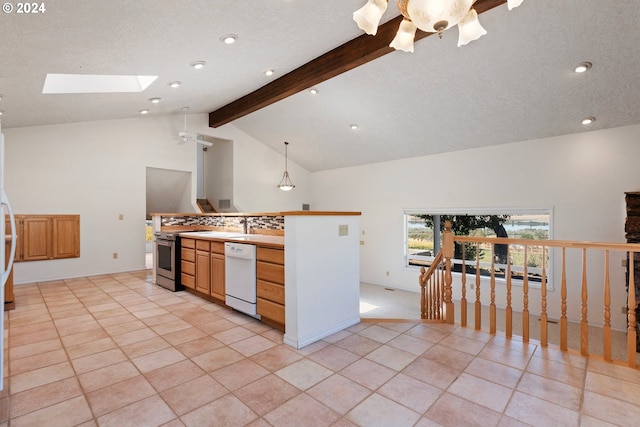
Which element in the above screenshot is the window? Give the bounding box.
[405,208,552,287]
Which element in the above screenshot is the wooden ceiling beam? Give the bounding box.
[209,0,507,128]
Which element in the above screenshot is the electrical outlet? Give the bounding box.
[360,240,365,245]
[118,214,124,220]
[338,224,348,236]
[386,271,390,276]
[622,306,628,314]
[113,252,118,259]
[622,259,628,267]
[470,283,475,290]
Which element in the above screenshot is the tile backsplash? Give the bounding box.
[160,215,284,231]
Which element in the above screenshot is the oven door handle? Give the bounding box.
[155,239,173,247]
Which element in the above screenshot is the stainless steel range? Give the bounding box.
[154,231,184,291]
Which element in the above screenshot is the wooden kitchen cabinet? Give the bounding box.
[210,242,225,301]
[53,216,80,258]
[6,215,80,262]
[183,239,226,301]
[257,247,285,329]
[195,240,210,294]
[180,238,196,289]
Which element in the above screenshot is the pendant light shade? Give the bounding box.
[277,141,295,191]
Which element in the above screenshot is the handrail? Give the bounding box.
[420,221,639,368]
[418,251,444,320]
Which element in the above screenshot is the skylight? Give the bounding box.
[42,74,158,94]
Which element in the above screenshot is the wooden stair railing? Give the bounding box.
[196,198,216,213]
[418,251,444,320]
[420,220,640,368]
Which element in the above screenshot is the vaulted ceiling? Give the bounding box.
[1,0,639,171]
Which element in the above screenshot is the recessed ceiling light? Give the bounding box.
[148,97,161,104]
[265,69,275,77]
[168,81,181,88]
[0,111,3,116]
[191,61,206,70]
[309,88,318,95]
[350,124,359,130]
[581,116,595,125]
[139,109,149,115]
[221,34,237,44]
[574,62,592,73]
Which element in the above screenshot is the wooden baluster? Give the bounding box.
[461,245,467,327]
[427,275,432,319]
[522,245,529,343]
[560,248,568,351]
[628,251,637,368]
[490,244,496,334]
[435,265,441,319]
[429,273,434,319]
[580,248,589,356]
[506,246,512,338]
[603,250,612,362]
[475,244,481,330]
[419,267,427,319]
[442,222,454,324]
[540,246,548,347]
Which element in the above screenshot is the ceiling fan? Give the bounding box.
[177,107,213,147]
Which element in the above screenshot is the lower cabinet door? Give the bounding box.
[195,251,210,294]
[210,253,225,300]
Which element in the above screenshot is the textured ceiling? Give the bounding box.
[1,0,639,171]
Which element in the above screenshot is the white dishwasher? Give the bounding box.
[225,242,258,317]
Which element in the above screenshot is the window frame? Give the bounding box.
[404,207,554,290]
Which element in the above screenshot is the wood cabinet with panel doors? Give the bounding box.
[256,246,285,330]
[6,215,79,262]
[180,237,226,301]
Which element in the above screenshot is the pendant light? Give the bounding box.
[277,141,295,191]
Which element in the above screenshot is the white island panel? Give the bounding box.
[283,214,360,348]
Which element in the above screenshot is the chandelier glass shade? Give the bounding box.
[354,0,525,51]
[277,141,295,191]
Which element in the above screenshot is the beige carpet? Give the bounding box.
[360,282,640,364]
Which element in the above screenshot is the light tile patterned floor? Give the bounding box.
[2,270,640,426]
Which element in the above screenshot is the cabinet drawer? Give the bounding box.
[211,241,225,254]
[181,260,195,276]
[257,280,284,305]
[196,240,210,251]
[181,248,195,263]
[181,273,195,289]
[257,261,284,285]
[257,247,284,264]
[181,238,195,249]
[257,297,285,324]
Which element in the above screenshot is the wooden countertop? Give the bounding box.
[152,211,361,217]
[178,231,284,249]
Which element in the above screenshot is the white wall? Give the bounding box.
[284,214,361,348]
[5,113,311,284]
[310,124,640,330]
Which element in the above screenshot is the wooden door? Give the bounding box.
[195,250,210,294]
[210,253,225,300]
[52,215,80,259]
[22,216,51,261]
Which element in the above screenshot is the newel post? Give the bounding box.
[443,221,455,324]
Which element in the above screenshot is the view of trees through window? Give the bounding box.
[405,210,551,284]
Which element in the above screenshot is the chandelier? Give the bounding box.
[353,0,525,52]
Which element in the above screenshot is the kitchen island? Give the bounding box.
[152,211,361,349]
